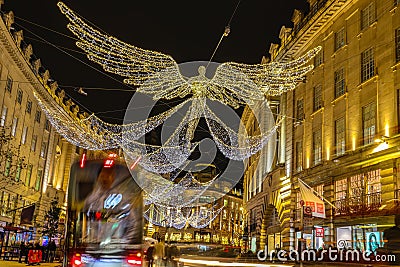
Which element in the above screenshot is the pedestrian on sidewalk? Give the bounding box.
[146,242,156,267]
[18,241,27,263]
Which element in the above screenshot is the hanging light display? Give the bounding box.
[49,2,321,173]
[33,2,321,228]
[144,203,224,229]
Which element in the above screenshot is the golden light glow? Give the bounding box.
[280,191,291,199]
[280,184,291,192]
[326,145,330,161]
[385,123,389,137]
[349,151,400,167]
[372,142,389,153]
[352,135,356,151]
[281,178,290,186]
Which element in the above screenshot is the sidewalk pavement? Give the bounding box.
[0,259,62,267]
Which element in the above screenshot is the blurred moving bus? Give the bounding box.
[64,156,143,267]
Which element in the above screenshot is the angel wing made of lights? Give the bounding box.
[58,2,321,108]
[49,2,321,175]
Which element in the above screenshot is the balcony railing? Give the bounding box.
[334,192,382,216]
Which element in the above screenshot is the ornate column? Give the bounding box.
[55,139,69,190]
[279,93,286,165]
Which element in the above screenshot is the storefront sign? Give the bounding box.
[299,180,326,218]
[315,228,324,237]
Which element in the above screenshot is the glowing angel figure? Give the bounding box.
[58,2,320,106]
[56,2,321,171]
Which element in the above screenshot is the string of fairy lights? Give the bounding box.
[29,2,322,229]
[144,172,219,208]
[144,203,224,229]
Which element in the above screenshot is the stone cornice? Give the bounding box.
[274,0,348,61]
[0,13,84,124]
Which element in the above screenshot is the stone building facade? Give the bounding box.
[0,1,94,247]
[243,0,400,253]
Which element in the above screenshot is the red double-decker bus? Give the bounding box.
[64,156,143,267]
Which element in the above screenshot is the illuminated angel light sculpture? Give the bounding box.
[38,2,321,175]
[144,203,224,230]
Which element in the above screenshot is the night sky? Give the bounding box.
[3,0,309,121]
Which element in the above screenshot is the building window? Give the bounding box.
[45,119,51,131]
[314,184,324,200]
[396,28,400,63]
[40,142,47,158]
[11,117,18,136]
[26,100,32,114]
[35,169,42,191]
[15,159,22,182]
[296,99,304,121]
[5,76,12,93]
[296,191,302,209]
[31,135,37,152]
[21,126,28,144]
[16,89,23,104]
[314,47,323,67]
[295,141,303,172]
[361,2,376,30]
[366,169,381,194]
[35,110,41,123]
[334,28,345,51]
[334,68,345,98]
[362,102,376,145]
[361,47,375,82]
[313,129,322,165]
[250,209,256,226]
[335,117,346,156]
[350,174,363,198]
[8,195,16,214]
[0,192,9,216]
[335,178,347,201]
[26,164,33,187]
[313,85,323,112]
[1,106,7,126]
[4,152,12,177]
